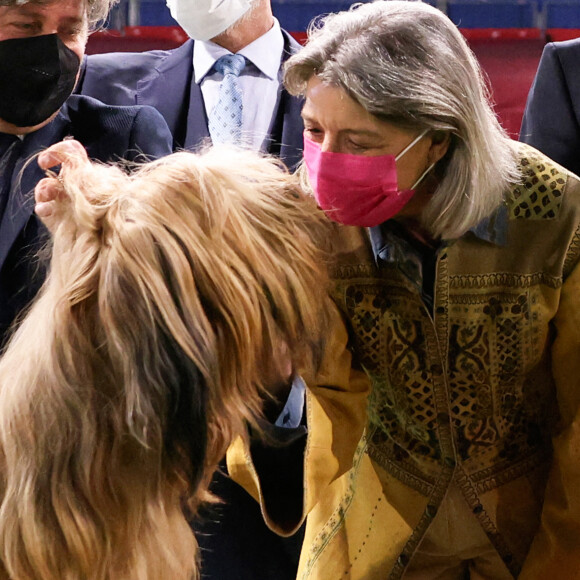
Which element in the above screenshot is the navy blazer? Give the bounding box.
[76,33,305,169]
[0,95,172,345]
[520,39,580,177]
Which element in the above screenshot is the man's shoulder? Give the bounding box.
[80,40,194,101]
[86,39,193,72]
[541,37,580,74]
[546,37,580,57]
[86,48,166,78]
[60,95,172,160]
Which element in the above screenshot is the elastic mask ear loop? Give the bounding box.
[395,129,429,161]
[411,162,436,190]
[394,129,434,190]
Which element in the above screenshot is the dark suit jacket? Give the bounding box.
[0,95,172,346]
[520,39,580,176]
[76,33,305,169]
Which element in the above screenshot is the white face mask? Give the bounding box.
[166,0,253,41]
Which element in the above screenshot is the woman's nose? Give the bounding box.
[320,135,338,153]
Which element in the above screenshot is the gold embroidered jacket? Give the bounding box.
[229,144,580,580]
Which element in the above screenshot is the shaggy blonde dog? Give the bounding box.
[0,147,331,579]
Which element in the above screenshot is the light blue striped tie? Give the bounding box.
[208,54,246,145]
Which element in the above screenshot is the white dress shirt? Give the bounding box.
[193,18,285,152]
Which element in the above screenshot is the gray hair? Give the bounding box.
[0,0,119,29]
[285,0,521,239]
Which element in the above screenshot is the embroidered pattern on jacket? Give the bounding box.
[510,146,567,219]
[336,273,556,495]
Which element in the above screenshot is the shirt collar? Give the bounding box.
[468,203,508,245]
[369,203,509,264]
[193,18,284,84]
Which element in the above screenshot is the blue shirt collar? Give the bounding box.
[468,203,508,245]
[369,203,508,264]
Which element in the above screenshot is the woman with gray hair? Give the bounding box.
[229,1,580,579]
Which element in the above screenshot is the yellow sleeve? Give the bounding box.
[520,260,580,578]
[226,299,370,536]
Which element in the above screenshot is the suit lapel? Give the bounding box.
[136,40,196,149]
[0,113,67,270]
[184,62,211,151]
[269,31,304,170]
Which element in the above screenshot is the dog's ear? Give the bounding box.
[159,332,208,491]
[101,303,210,509]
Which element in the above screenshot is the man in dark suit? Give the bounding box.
[76,0,304,170]
[0,0,172,347]
[75,2,307,578]
[520,38,580,176]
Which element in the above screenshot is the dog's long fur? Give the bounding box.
[0,147,331,579]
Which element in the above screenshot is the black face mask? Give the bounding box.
[0,34,80,128]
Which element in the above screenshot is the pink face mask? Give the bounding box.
[303,130,433,227]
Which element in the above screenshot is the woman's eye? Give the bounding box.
[304,127,323,140]
[348,141,369,152]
